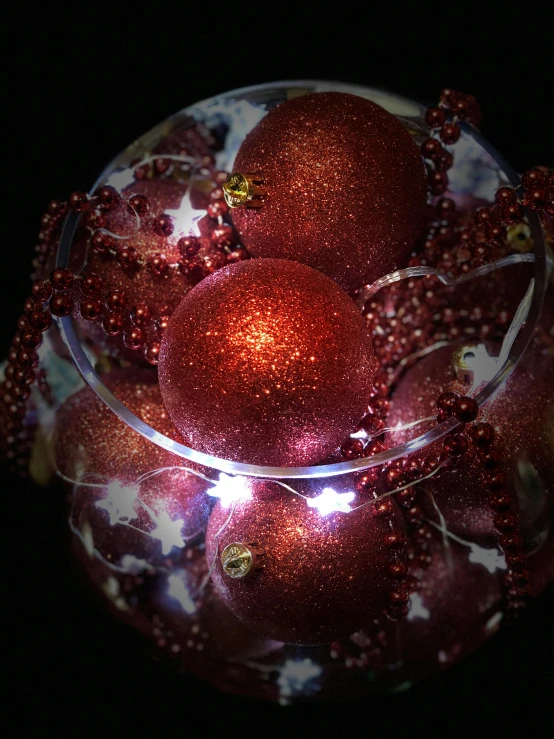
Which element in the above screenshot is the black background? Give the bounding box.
[3,5,554,737]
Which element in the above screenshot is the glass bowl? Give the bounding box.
[41,80,551,703]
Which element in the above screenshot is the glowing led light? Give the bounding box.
[407,592,430,621]
[149,511,186,555]
[96,481,140,525]
[277,658,322,703]
[207,473,252,509]
[167,573,196,615]
[306,488,355,516]
[468,544,506,573]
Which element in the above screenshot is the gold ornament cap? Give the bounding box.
[220,542,263,579]
[223,172,266,209]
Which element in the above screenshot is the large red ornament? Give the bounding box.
[205,478,406,644]
[395,533,503,676]
[229,92,428,292]
[53,368,212,567]
[159,258,376,466]
[388,343,553,544]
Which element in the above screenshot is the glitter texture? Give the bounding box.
[53,367,185,483]
[388,344,554,544]
[75,179,205,314]
[158,259,376,466]
[231,92,428,292]
[206,480,405,644]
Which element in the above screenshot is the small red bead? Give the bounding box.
[80,299,104,322]
[31,280,53,302]
[96,185,120,210]
[421,138,443,159]
[388,561,408,580]
[178,236,201,259]
[440,122,461,145]
[436,391,459,414]
[69,192,89,212]
[211,224,235,249]
[470,422,496,448]
[50,268,74,291]
[49,293,74,317]
[17,350,38,368]
[521,168,546,189]
[207,200,229,219]
[405,504,423,523]
[124,327,146,350]
[7,348,19,365]
[488,492,512,512]
[83,210,106,231]
[428,171,448,195]
[144,342,161,365]
[382,466,406,490]
[154,214,174,237]
[130,303,152,326]
[158,314,171,332]
[521,188,547,210]
[23,297,41,315]
[505,551,527,570]
[484,471,506,492]
[425,107,446,129]
[81,272,104,294]
[453,396,479,422]
[495,187,518,205]
[19,330,42,350]
[116,245,140,269]
[374,499,394,518]
[48,200,68,218]
[127,194,150,216]
[493,512,519,533]
[105,290,128,311]
[500,202,524,224]
[102,311,125,336]
[442,432,469,456]
[12,368,35,386]
[27,310,52,332]
[480,448,501,469]
[389,589,410,607]
[440,88,462,108]
[148,253,170,277]
[499,533,524,551]
[384,532,407,549]
[226,246,250,264]
[435,151,454,172]
[395,486,417,508]
[340,438,364,460]
[90,230,115,254]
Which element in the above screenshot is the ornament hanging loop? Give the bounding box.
[223,172,266,209]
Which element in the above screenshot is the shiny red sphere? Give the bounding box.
[231,92,427,292]
[159,259,376,466]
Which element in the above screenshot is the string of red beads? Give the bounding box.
[435,391,530,613]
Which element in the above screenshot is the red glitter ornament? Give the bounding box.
[388,343,553,544]
[395,533,503,677]
[229,92,427,292]
[205,478,407,644]
[54,369,212,567]
[159,259,376,466]
[53,367,187,483]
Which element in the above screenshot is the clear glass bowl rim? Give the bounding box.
[55,80,548,479]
